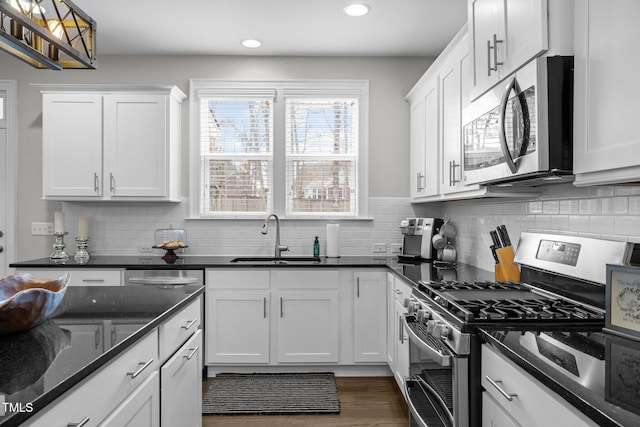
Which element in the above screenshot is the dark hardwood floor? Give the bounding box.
[202,376,409,426]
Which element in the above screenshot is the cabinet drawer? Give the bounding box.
[206,269,270,290]
[159,298,201,362]
[15,269,123,285]
[481,344,597,426]
[25,330,158,426]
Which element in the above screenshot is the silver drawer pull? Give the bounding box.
[485,375,517,401]
[181,318,198,330]
[82,278,105,282]
[183,345,199,361]
[127,358,153,379]
[68,417,90,427]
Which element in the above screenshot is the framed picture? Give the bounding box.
[605,264,640,341]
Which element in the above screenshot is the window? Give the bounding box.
[190,80,368,219]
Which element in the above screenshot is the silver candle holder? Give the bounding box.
[74,237,91,264]
[50,232,69,263]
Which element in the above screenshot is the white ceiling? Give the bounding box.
[82,0,467,57]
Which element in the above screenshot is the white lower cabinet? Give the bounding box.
[161,330,202,427]
[481,344,598,427]
[24,295,203,427]
[386,273,411,396]
[353,271,387,363]
[273,270,340,363]
[99,372,160,427]
[206,269,271,364]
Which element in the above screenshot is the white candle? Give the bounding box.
[54,211,64,233]
[78,217,89,239]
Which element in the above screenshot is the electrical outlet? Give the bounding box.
[391,244,403,254]
[372,243,387,254]
[138,245,153,253]
[31,222,54,235]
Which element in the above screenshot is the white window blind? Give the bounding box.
[199,96,274,215]
[285,97,359,216]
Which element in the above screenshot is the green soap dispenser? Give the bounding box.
[313,236,320,257]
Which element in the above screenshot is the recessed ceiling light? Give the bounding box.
[241,39,262,49]
[343,3,370,17]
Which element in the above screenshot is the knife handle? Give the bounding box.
[497,225,511,247]
[490,245,499,264]
[490,230,502,248]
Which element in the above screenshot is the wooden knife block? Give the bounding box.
[495,246,521,282]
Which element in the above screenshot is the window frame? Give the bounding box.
[189,79,369,220]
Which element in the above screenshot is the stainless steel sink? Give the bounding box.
[230,256,321,264]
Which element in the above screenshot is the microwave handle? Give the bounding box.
[498,76,530,174]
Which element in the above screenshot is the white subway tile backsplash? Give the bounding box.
[589,216,615,234]
[602,197,628,215]
[579,199,602,215]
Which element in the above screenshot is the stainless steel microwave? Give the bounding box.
[462,56,574,186]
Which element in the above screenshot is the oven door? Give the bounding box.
[403,315,468,427]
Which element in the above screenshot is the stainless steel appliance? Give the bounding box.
[403,232,634,427]
[400,218,443,261]
[462,56,573,186]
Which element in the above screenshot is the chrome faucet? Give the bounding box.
[261,214,289,258]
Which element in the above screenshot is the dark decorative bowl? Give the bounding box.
[0,273,70,334]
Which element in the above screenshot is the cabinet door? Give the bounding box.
[502,0,547,74]
[469,0,502,98]
[386,274,396,369]
[573,0,640,184]
[409,95,427,199]
[206,290,270,364]
[394,299,410,398]
[423,79,441,198]
[99,371,160,427]
[276,290,340,363]
[441,34,481,195]
[42,93,103,198]
[353,272,387,363]
[161,330,202,427]
[103,95,168,198]
[482,392,519,427]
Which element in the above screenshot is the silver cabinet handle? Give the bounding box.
[399,315,404,344]
[263,297,267,318]
[94,328,100,350]
[93,173,99,192]
[416,172,425,192]
[68,417,90,427]
[486,39,493,76]
[449,161,460,186]
[127,358,153,379]
[109,172,115,192]
[82,278,105,283]
[485,375,517,401]
[356,277,360,298]
[280,297,284,318]
[181,318,197,330]
[183,346,199,361]
[487,34,504,76]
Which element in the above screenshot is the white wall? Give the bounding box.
[0,53,433,260]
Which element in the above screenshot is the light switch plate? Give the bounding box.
[31,222,54,235]
[391,244,403,254]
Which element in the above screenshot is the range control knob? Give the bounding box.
[439,325,451,341]
[417,309,431,322]
[408,301,421,315]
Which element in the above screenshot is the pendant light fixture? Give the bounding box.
[0,0,96,70]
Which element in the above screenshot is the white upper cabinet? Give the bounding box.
[573,0,640,186]
[41,85,186,201]
[406,27,536,203]
[468,0,549,100]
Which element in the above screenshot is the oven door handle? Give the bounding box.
[402,316,452,367]
[405,379,454,427]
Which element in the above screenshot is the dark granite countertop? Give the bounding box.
[480,327,640,427]
[0,284,203,426]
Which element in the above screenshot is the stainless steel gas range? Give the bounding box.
[403,232,636,427]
